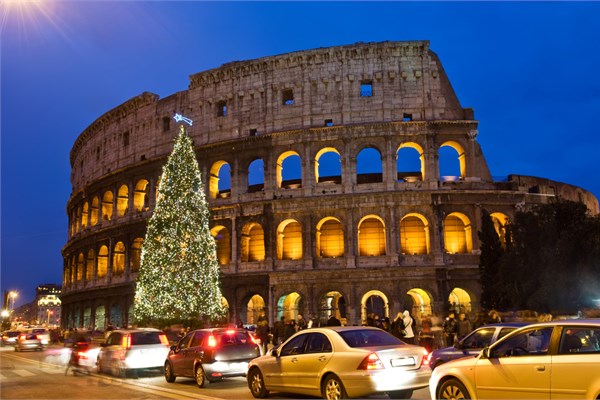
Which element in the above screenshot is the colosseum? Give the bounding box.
[62,40,599,331]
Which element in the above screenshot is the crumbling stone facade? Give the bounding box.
[61,41,598,330]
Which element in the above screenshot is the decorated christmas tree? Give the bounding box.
[134,119,223,326]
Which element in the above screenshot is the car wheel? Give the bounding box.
[164,361,176,383]
[387,389,413,399]
[437,378,471,400]
[195,365,209,388]
[248,367,269,398]
[322,374,347,400]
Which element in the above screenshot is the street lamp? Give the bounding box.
[47,309,53,326]
[9,291,17,311]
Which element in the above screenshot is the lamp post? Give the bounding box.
[9,291,17,311]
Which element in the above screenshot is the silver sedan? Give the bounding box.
[247,326,431,399]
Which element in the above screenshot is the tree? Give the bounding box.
[134,124,224,327]
[477,209,505,310]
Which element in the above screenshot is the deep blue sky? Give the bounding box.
[2,2,600,307]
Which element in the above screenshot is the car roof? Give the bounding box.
[478,322,530,328]
[110,328,162,334]
[517,319,600,328]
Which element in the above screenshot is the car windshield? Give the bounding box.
[339,329,403,347]
[215,331,252,346]
[130,331,162,345]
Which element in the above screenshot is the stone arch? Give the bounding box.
[86,249,95,282]
[112,241,125,275]
[76,253,84,282]
[130,238,143,272]
[133,179,150,212]
[276,219,303,260]
[356,146,383,184]
[277,151,302,189]
[245,294,266,325]
[490,212,509,245]
[318,290,346,324]
[81,202,89,229]
[400,213,430,255]
[210,225,231,265]
[315,147,342,184]
[90,196,99,226]
[76,206,82,233]
[439,141,466,180]
[358,214,386,256]
[102,191,113,221]
[276,291,304,322]
[405,288,434,319]
[316,217,344,258]
[116,184,128,217]
[221,297,230,323]
[97,245,108,278]
[95,305,105,330]
[448,287,472,315]
[397,142,424,181]
[209,160,231,199]
[361,290,389,324]
[444,212,473,254]
[241,222,265,262]
[248,158,265,193]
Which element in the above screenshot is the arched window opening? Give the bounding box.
[490,212,509,246]
[70,210,76,237]
[356,147,383,184]
[69,257,76,284]
[81,202,89,229]
[444,213,473,254]
[86,249,95,283]
[400,214,430,255]
[77,253,84,282]
[209,161,231,199]
[248,159,265,193]
[277,292,303,322]
[397,143,424,182]
[102,191,113,221]
[211,226,231,265]
[358,216,386,256]
[361,290,389,324]
[241,223,265,262]
[319,291,346,325]
[76,207,82,233]
[277,151,302,189]
[449,288,472,314]
[246,294,265,325]
[315,148,342,184]
[94,306,105,331]
[91,196,99,226]
[277,219,303,260]
[116,185,128,217]
[109,304,122,328]
[113,241,125,275]
[316,217,344,258]
[406,288,433,320]
[133,179,150,212]
[130,238,143,272]
[439,141,466,181]
[97,245,108,278]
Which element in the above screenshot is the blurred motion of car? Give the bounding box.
[97,328,170,378]
[1,330,20,346]
[247,326,431,399]
[430,319,600,400]
[15,331,44,352]
[427,322,528,369]
[165,328,261,387]
[29,327,50,347]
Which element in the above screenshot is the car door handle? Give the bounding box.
[318,356,327,362]
[535,365,546,371]
[291,357,298,363]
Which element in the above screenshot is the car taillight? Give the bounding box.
[159,334,169,346]
[36,335,42,340]
[357,353,384,370]
[421,349,430,366]
[121,335,131,349]
[207,334,217,348]
[18,334,26,341]
[226,329,235,335]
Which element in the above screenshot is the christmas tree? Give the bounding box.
[134,121,223,326]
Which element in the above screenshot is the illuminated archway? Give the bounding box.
[130,238,143,272]
[81,202,89,229]
[277,292,303,322]
[315,147,342,184]
[316,217,344,258]
[444,213,473,254]
[439,141,466,180]
[86,249,95,283]
[358,215,386,256]
[102,191,113,221]
[97,245,108,278]
[246,294,265,325]
[116,185,128,217]
[76,253,84,282]
[277,151,302,189]
[95,306,105,330]
[277,219,303,260]
[449,288,472,314]
[91,196,99,226]
[397,142,424,181]
[319,291,346,323]
[211,225,231,265]
[406,288,433,319]
[400,213,430,255]
[356,147,383,184]
[361,290,389,324]
[209,160,231,199]
[76,207,82,233]
[133,179,150,212]
[241,223,265,262]
[112,241,125,275]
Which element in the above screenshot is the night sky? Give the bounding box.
[2,1,600,307]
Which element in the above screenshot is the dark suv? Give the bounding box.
[164,328,260,388]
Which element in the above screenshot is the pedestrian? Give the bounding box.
[284,319,296,341]
[327,314,341,326]
[381,317,391,333]
[487,310,502,324]
[274,316,286,346]
[256,309,269,355]
[443,312,458,346]
[472,311,487,329]
[402,310,416,344]
[456,313,472,341]
[296,313,308,331]
[391,312,405,339]
[307,313,320,329]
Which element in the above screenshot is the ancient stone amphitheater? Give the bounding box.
[61,41,598,330]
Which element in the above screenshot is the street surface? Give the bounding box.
[0,345,430,399]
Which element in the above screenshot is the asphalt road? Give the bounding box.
[0,345,430,400]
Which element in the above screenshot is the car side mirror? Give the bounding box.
[480,346,495,359]
[170,345,177,352]
[270,348,279,357]
[454,342,464,350]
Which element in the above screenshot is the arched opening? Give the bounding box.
[130,238,143,272]
[221,297,230,323]
[76,253,84,282]
[76,207,82,233]
[439,141,466,181]
[406,288,433,319]
[91,196,99,226]
[86,249,95,283]
[116,185,128,217]
[361,290,389,324]
[319,291,346,325]
[102,191,113,221]
[211,226,231,265]
[397,143,424,182]
[277,151,302,189]
[490,212,509,246]
[444,213,473,254]
[97,245,108,278]
[112,241,125,275]
[241,223,265,262]
[248,159,265,193]
[95,306,105,331]
[358,215,386,256]
[133,179,150,212]
[109,303,122,328]
[449,288,472,315]
[209,161,231,199]
[246,294,265,325]
[356,147,383,184]
[277,219,303,260]
[277,292,303,322]
[316,217,344,258]
[400,213,430,255]
[83,307,92,329]
[315,147,342,184]
[81,202,89,229]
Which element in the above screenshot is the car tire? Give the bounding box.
[164,361,176,383]
[388,389,413,399]
[248,367,269,398]
[322,374,347,400]
[195,365,209,388]
[437,378,471,400]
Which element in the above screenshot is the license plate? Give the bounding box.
[229,362,248,370]
[391,357,415,367]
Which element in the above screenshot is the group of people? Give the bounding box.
[442,309,502,346]
[364,310,420,345]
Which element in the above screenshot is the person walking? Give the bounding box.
[456,313,472,341]
[296,313,308,331]
[391,312,405,339]
[402,310,416,344]
[443,312,458,346]
[273,316,286,346]
[256,310,270,355]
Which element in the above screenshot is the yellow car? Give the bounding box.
[247,326,430,399]
[430,319,600,399]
